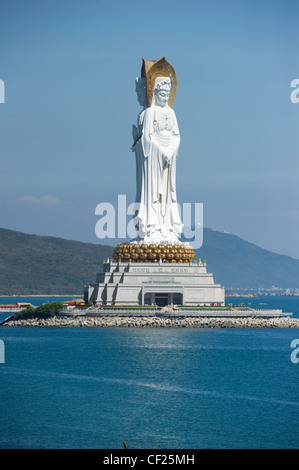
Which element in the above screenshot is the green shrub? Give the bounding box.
[12,301,64,320]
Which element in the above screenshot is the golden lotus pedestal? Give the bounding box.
[113,242,196,264]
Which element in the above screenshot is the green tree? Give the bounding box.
[12,301,64,320]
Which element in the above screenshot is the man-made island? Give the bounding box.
[1,301,299,328]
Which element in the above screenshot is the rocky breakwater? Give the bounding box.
[2,314,299,328]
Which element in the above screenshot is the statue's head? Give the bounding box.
[153,76,171,108]
[135,77,147,108]
[141,57,177,107]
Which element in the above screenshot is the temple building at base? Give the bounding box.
[84,259,225,307]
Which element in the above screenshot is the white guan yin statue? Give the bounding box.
[131,57,183,244]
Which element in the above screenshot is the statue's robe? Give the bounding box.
[133,104,183,243]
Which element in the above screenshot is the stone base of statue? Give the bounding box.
[84,253,225,307]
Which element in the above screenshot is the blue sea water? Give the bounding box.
[0,296,299,449]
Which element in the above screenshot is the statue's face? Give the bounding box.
[155,88,170,107]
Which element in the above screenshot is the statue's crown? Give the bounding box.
[155,77,171,91]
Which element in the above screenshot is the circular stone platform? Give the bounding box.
[113,242,196,263]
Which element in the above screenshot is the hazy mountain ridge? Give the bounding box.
[0,227,298,294]
[195,228,299,289]
[0,228,113,295]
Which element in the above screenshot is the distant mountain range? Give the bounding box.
[195,228,299,290]
[0,227,298,295]
[0,228,113,295]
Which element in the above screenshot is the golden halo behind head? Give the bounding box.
[141,57,177,107]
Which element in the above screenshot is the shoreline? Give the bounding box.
[1,294,298,298]
[2,315,299,328]
[0,294,82,298]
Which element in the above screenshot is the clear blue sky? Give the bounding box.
[0,0,299,257]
